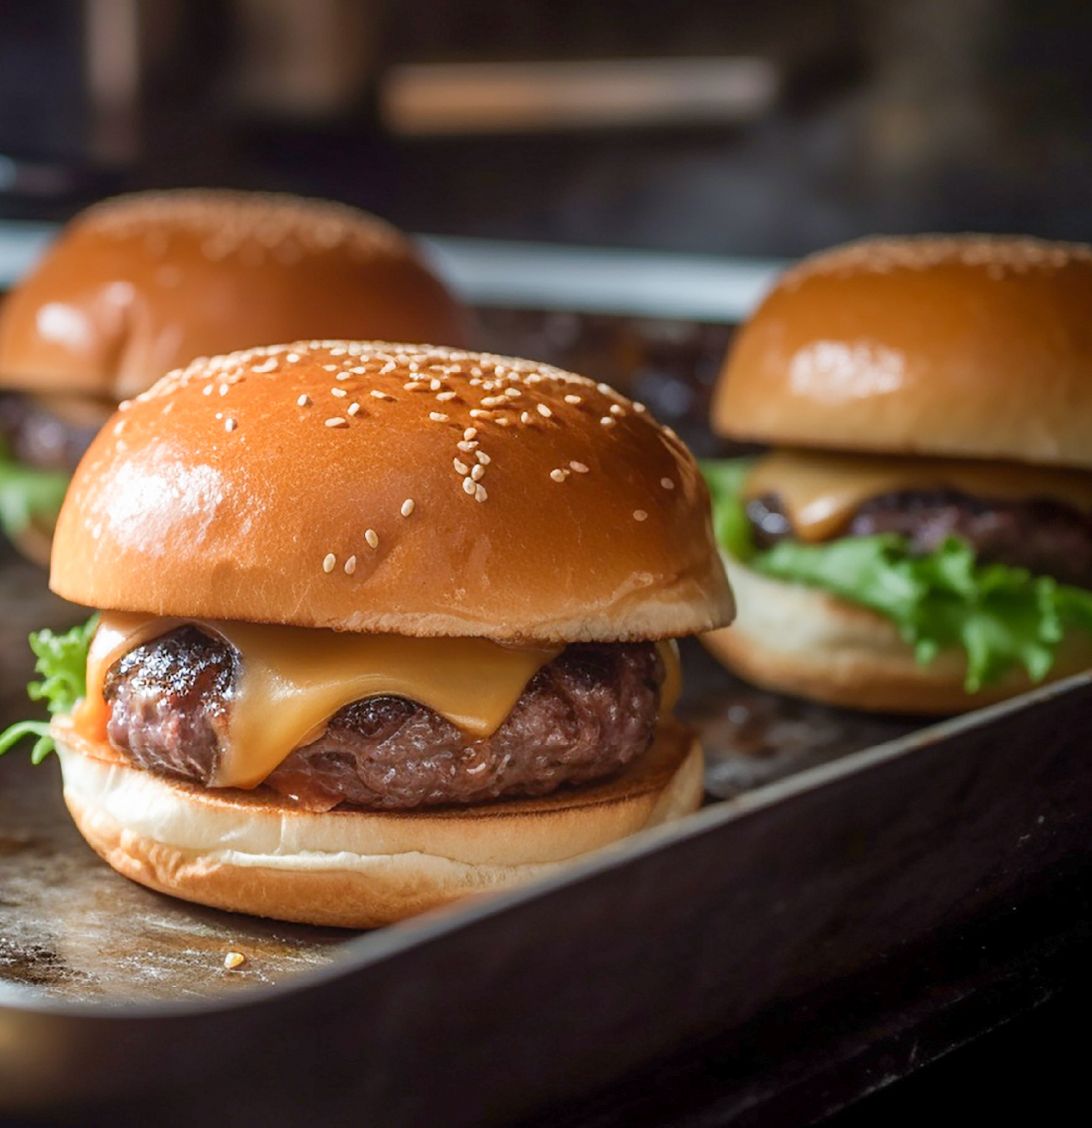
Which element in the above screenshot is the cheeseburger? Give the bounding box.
[702,235,1092,713]
[1,342,732,927]
[0,190,467,561]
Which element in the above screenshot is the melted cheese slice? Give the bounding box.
[79,614,682,791]
[744,449,1092,543]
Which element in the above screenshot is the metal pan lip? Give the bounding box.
[2,669,1088,1024]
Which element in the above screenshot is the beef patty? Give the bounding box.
[103,627,665,811]
[0,391,109,472]
[747,490,1092,588]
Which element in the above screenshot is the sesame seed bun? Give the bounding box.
[704,554,1092,714]
[54,718,704,929]
[0,190,468,402]
[713,235,1092,468]
[50,341,734,641]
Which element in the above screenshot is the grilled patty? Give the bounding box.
[0,391,108,472]
[103,627,664,811]
[747,489,1092,587]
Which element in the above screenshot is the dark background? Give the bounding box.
[2,0,1091,253]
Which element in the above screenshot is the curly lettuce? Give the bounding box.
[0,616,98,763]
[702,458,1092,692]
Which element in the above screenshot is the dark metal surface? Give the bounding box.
[1,574,1089,1123]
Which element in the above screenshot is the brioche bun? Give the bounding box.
[704,554,1092,714]
[714,235,1092,469]
[51,341,734,642]
[55,719,703,928]
[0,190,468,401]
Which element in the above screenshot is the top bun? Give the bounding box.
[0,190,468,401]
[713,235,1092,469]
[51,342,733,642]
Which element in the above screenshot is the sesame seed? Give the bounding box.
[322,364,338,372]
[325,417,347,428]
[597,382,612,394]
[463,427,478,440]
[462,477,476,496]
[453,458,469,475]
[661,477,675,490]
[224,417,237,432]
[224,951,247,971]
[475,451,491,465]
[322,553,337,573]
[600,416,616,428]
[404,381,426,391]
[370,390,390,401]
[633,510,648,522]
[429,411,449,422]
[436,390,456,402]
[430,378,442,391]
[202,384,214,396]
[570,461,589,473]
[219,384,230,397]
[347,402,361,416]
[564,394,582,405]
[469,408,491,419]
[400,498,415,517]
[475,484,488,502]
[550,469,567,483]
[537,404,552,418]
[610,404,625,417]
[520,411,533,424]
[504,388,521,399]
[287,353,301,363]
[253,358,278,373]
[297,394,312,407]
[344,555,358,575]
[331,387,348,398]
[471,464,485,481]
[632,402,648,413]
[494,416,510,426]
[364,529,379,549]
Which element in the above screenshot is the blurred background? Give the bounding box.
[2,0,1091,449]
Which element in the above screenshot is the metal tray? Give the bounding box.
[1,537,1089,1123]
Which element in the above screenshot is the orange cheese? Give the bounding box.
[79,614,683,791]
[744,449,1092,543]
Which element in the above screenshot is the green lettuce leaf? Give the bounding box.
[0,441,69,542]
[700,457,756,561]
[701,458,1092,691]
[0,616,98,763]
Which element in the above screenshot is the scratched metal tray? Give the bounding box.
[1,291,1090,1124]
[1,532,1090,1125]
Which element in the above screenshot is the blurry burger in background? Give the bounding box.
[0,341,731,927]
[702,235,1092,713]
[0,190,468,562]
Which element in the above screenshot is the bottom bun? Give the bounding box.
[703,554,1092,715]
[54,719,703,929]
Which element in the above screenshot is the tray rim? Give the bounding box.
[2,668,1088,1023]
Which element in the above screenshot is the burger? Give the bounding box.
[0,190,468,562]
[0,341,732,927]
[702,235,1092,713]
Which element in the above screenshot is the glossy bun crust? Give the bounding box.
[56,720,704,928]
[52,341,734,641]
[714,235,1092,469]
[0,190,468,400]
[704,555,1092,714]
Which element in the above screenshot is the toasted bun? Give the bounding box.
[51,341,733,641]
[704,554,1092,714]
[0,190,468,401]
[714,235,1092,469]
[55,720,703,928]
